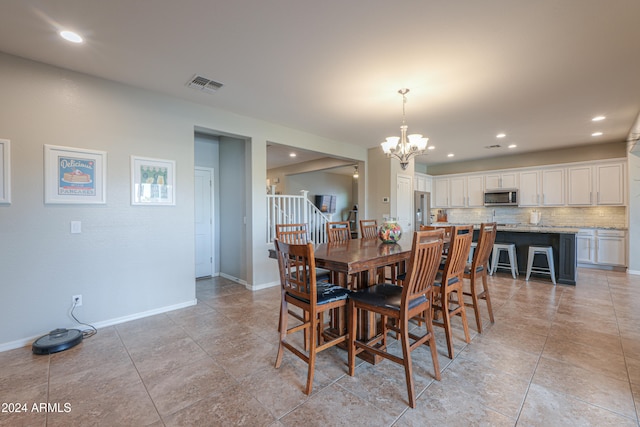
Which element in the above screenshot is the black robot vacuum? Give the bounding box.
[32,328,83,355]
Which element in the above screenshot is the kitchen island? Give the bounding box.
[470,225,579,285]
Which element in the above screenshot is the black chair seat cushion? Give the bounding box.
[288,282,351,305]
[291,268,331,283]
[433,271,459,288]
[348,283,426,311]
[464,263,484,275]
[397,261,445,283]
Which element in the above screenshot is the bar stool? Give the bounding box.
[490,243,519,279]
[525,246,556,285]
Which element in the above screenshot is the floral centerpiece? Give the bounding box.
[378,219,403,243]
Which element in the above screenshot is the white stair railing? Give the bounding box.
[267,190,331,244]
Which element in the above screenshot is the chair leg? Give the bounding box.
[305,312,318,395]
[508,248,517,279]
[348,301,357,376]
[425,309,441,381]
[399,317,416,408]
[526,251,535,281]
[469,276,483,333]
[440,291,455,359]
[482,273,495,324]
[275,298,288,368]
[457,288,471,344]
[490,247,498,275]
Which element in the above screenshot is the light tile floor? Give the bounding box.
[1,269,639,426]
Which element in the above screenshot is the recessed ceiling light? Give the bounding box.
[508,144,517,148]
[496,133,506,138]
[60,30,83,43]
[427,145,435,150]
[592,116,605,122]
[289,152,297,157]
[447,153,454,157]
[592,132,603,137]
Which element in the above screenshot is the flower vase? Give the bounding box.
[378,219,403,243]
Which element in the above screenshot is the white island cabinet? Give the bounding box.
[577,229,626,267]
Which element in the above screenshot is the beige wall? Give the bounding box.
[366,147,392,223]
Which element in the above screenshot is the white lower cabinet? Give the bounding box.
[577,229,626,267]
[576,230,595,264]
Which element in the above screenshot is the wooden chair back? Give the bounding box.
[359,219,378,239]
[402,229,445,308]
[327,221,351,242]
[275,223,309,244]
[420,224,453,238]
[274,239,317,305]
[472,222,497,272]
[441,225,474,283]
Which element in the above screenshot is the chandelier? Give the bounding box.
[380,88,428,170]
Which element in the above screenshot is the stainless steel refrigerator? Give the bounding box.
[414,191,431,231]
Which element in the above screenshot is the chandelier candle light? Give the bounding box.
[380,88,428,170]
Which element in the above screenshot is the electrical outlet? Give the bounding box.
[72,295,82,307]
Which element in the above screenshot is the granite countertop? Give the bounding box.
[434,223,627,234]
[495,225,580,234]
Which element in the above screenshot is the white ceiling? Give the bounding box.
[1,1,639,168]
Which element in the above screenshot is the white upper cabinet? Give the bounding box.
[596,163,625,205]
[541,168,565,206]
[414,172,433,193]
[430,158,625,209]
[519,170,540,206]
[485,172,518,189]
[434,174,484,208]
[433,177,449,208]
[449,176,466,207]
[567,165,593,205]
[467,175,485,207]
[567,161,625,206]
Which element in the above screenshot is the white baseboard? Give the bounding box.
[0,298,198,353]
[219,272,248,287]
[218,272,278,291]
[250,280,280,291]
[628,269,640,276]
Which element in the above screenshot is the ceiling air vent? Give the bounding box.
[186,75,224,94]
[484,144,502,149]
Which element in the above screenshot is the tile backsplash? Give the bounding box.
[441,206,627,229]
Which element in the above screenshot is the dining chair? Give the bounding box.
[432,224,473,359]
[347,229,444,408]
[327,221,352,242]
[275,223,310,244]
[326,221,358,288]
[420,224,453,237]
[359,219,378,239]
[360,219,397,283]
[463,222,496,333]
[274,239,351,395]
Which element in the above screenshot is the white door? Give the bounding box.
[396,174,412,233]
[195,168,214,278]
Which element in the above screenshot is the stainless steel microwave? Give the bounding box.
[484,189,518,206]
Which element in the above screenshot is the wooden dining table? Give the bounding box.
[313,234,414,289]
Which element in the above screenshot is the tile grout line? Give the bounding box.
[512,283,564,426]
[608,273,640,424]
[112,324,166,426]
